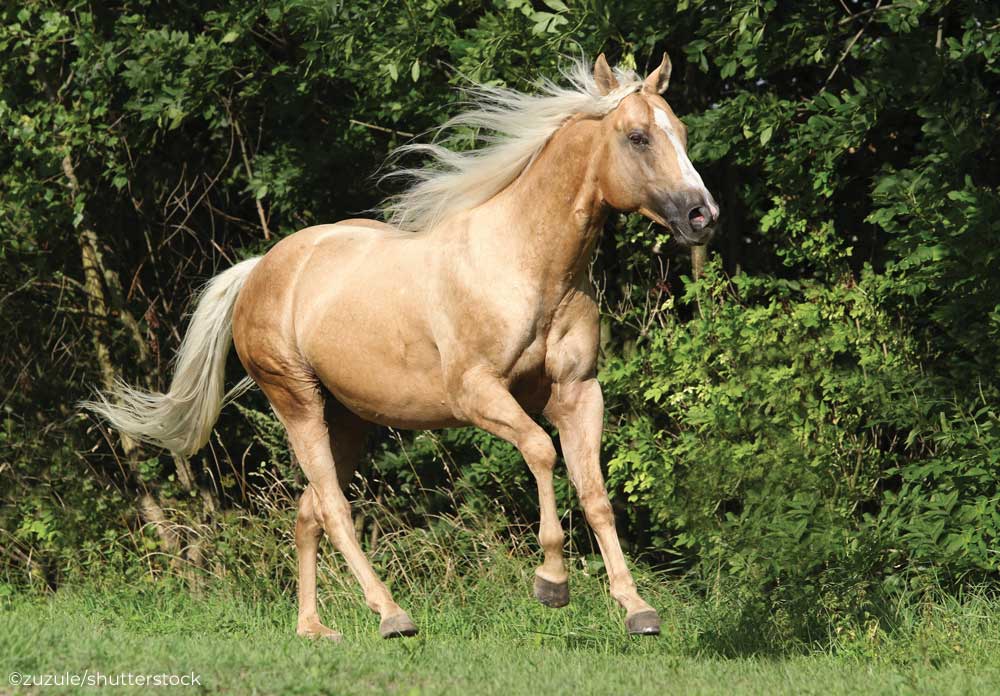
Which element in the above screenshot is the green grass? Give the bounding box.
[3,566,1000,695]
[2,500,998,694]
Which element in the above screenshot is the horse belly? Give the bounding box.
[313,346,462,430]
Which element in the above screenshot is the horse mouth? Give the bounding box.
[651,221,708,252]
[642,206,711,251]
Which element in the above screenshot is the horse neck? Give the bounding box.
[483,117,607,290]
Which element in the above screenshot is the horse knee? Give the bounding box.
[580,492,614,529]
[521,432,557,476]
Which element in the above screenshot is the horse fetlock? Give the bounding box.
[538,524,564,552]
[296,617,343,642]
[612,584,654,618]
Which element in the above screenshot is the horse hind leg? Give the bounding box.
[295,400,372,639]
[262,377,416,639]
[295,485,341,640]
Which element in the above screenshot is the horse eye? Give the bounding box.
[628,131,648,147]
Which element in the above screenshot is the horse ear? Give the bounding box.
[642,52,672,95]
[593,53,619,95]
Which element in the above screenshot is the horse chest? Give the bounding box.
[503,329,554,413]
[507,306,588,379]
[509,329,550,377]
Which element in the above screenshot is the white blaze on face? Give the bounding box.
[653,107,718,217]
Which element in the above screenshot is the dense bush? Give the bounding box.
[2,0,998,636]
[601,261,999,628]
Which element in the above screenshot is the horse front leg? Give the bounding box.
[454,371,569,607]
[545,378,660,635]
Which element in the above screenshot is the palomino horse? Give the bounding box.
[86,53,718,639]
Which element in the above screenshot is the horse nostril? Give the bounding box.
[708,201,720,221]
[688,206,707,228]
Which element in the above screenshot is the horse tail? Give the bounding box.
[82,257,262,457]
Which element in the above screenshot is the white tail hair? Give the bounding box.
[82,257,261,457]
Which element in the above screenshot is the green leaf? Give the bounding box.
[221,30,239,44]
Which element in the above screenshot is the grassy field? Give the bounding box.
[3,563,1000,696]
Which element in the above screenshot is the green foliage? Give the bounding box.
[600,258,1000,633]
[1,0,999,644]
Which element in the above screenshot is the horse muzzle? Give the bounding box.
[646,188,720,247]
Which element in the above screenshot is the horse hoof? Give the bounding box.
[626,609,661,636]
[380,612,418,639]
[534,575,569,608]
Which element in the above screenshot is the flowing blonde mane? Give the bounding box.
[382,59,642,233]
